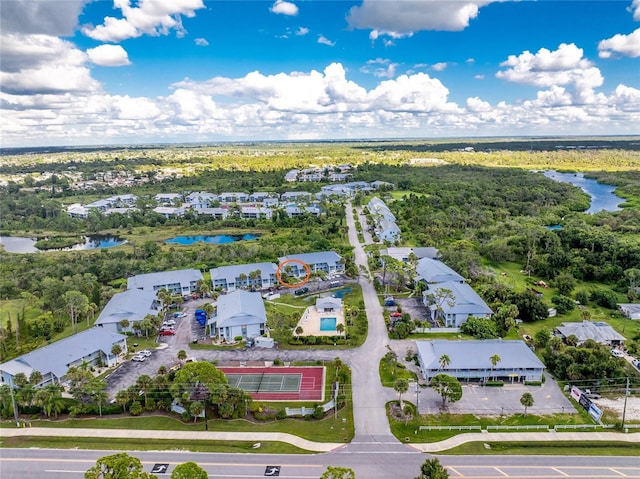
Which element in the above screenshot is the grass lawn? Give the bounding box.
[379,356,417,387]
[0,436,311,454]
[268,284,367,350]
[388,405,598,443]
[439,441,640,456]
[15,359,355,443]
[0,299,41,328]
[489,261,638,340]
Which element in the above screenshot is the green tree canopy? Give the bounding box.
[430,374,463,408]
[84,452,157,479]
[320,466,356,479]
[414,458,449,479]
[171,462,208,479]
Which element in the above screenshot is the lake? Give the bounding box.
[165,234,259,245]
[543,170,623,213]
[0,235,126,254]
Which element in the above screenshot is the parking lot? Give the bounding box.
[415,373,576,416]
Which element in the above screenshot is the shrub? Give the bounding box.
[551,295,575,314]
[590,289,619,309]
[234,335,243,342]
[129,401,143,416]
[484,381,504,387]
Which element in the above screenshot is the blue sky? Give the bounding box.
[1,0,639,147]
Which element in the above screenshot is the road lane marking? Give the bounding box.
[45,470,85,474]
[552,467,570,477]
[494,467,509,477]
[611,469,628,477]
[448,466,464,477]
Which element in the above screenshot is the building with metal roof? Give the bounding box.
[210,262,278,292]
[416,339,545,383]
[415,257,465,284]
[422,281,493,327]
[278,251,344,277]
[554,321,625,346]
[94,289,159,333]
[127,268,203,295]
[0,328,127,388]
[208,290,266,341]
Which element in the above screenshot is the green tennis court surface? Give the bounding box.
[226,373,302,393]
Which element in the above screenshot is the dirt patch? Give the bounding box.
[593,396,640,421]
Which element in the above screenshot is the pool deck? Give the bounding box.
[295,306,345,337]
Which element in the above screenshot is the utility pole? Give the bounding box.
[621,377,630,431]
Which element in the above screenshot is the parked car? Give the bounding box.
[140,349,152,357]
[132,354,146,362]
[159,329,176,336]
[611,349,624,358]
[163,319,176,326]
[294,287,309,296]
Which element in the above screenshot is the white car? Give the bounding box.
[164,319,176,326]
[132,354,146,362]
[140,349,152,357]
[611,349,624,358]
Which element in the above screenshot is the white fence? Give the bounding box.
[285,399,335,417]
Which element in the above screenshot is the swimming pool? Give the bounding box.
[320,317,337,331]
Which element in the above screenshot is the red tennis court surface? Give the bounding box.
[219,366,325,401]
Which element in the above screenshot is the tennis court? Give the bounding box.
[219,366,325,401]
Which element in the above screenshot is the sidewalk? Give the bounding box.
[0,427,343,453]
[2,427,638,454]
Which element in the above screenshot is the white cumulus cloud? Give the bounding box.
[598,28,640,58]
[195,37,209,46]
[431,62,448,71]
[0,33,99,94]
[87,44,131,66]
[630,0,640,21]
[496,43,603,103]
[82,0,205,42]
[270,0,298,16]
[317,34,335,46]
[348,0,502,38]
[296,27,309,36]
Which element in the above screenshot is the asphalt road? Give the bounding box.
[1,448,638,479]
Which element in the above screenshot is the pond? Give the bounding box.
[165,234,259,245]
[543,170,623,213]
[0,235,126,254]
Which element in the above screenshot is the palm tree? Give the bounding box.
[177,349,187,365]
[156,288,171,312]
[119,319,130,332]
[28,371,43,387]
[336,323,345,337]
[157,365,167,376]
[294,326,303,338]
[394,378,409,409]
[520,392,534,416]
[115,389,130,413]
[136,374,153,403]
[111,344,122,364]
[35,384,64,418]
[439,354,451,370]
[489,354,501,381]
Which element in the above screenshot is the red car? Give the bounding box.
[159,329,176,336]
